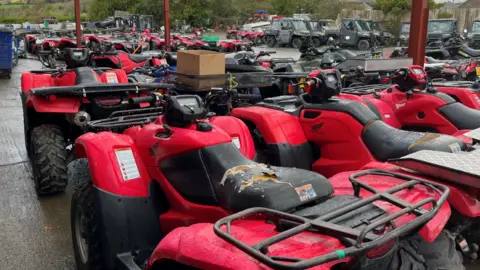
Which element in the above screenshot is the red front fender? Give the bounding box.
[75,132,152,197]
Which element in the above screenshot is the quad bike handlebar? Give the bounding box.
[214,169,449,270]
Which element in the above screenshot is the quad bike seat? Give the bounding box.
[425,56,457,64]
[74,67,101,85]
[460,45,480,57]
[362,120,467,161]
[160,142,334,213]
[438,102,480,130]
[128,53,151,63]
[303,99,468,161]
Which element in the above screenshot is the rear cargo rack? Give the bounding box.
[87,107,163,131]
[214,169,449,270]
[431,80,475,89]
[30,83,174,97]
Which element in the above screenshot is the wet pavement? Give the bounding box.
[0,59,74,270]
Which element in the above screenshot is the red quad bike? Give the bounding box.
[69,91,458,270]
[230,69,480,260]
[226,25,240,39]
[218,39,253,53]
[21,47,169,195]
[341,65,480,135]
[92,41,167,74]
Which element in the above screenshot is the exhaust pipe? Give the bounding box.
[67,111,91,127]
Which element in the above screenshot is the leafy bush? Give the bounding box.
[437,10,453,19]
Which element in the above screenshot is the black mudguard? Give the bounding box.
[94,182,168,269]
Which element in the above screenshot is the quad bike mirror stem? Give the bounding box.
[74,0,82,48]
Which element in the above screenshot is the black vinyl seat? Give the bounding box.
[362,120,467,161]
[160,142,334,213]
[128,54,151,63]
[460,45,480,57]
[74,67,101,85]
[438,102,480,130]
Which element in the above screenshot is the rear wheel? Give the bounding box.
[70,159,107,270]
[357,39,370,51]
[266,36,276,48]
[409,231,464,270]
[291,37,303,49]
[30,124,68,195]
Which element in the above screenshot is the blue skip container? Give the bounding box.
[0,27,14,79]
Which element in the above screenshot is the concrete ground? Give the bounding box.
[0,59,74,270]
[0,47,477,270]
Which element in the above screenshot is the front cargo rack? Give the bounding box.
[214,169,449,270]
[431,80,475,89]
[86,107,163,132]
[341,84,392,95]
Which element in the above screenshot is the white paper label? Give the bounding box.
[106,72,119,84]
[115,148,140,181]
[232,137,241,149]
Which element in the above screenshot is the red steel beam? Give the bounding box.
[74,0,83,48]
[164,0,171,51]
[408,0,429,65]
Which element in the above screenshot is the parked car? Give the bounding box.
[467,19,480,49]
[427,18,458,47]
[340,18,377,50]
[308,19,340,42]
[398,22,410,46]
[365,20,394,46]
[264,17,323,48]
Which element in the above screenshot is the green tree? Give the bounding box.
[271,0,295,16]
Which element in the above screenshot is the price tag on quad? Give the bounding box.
[476,67,480,76]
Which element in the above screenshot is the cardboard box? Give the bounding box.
[176,74,226,91]
[177,50,225,75]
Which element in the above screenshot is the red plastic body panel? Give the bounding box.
[361,162,480,218]
[435,86,480,109]
[149,221,346,270]
[209,116,256,159]
[232,107,308,145]
[299,109,376,177]
[75,132,152,197]
[329,167,451,242]
[362,86,459,134]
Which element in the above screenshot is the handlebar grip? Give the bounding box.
[128,95,157,104]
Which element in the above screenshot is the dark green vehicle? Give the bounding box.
[265,18,324,48]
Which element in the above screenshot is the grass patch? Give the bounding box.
[0,4,31,9]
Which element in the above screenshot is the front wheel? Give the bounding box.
[30,124,68,195]
[312,38,322,48]
[291,37,303,49]
[357,39,370,51]
[266,36,276,48]
[70,159,107,270]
